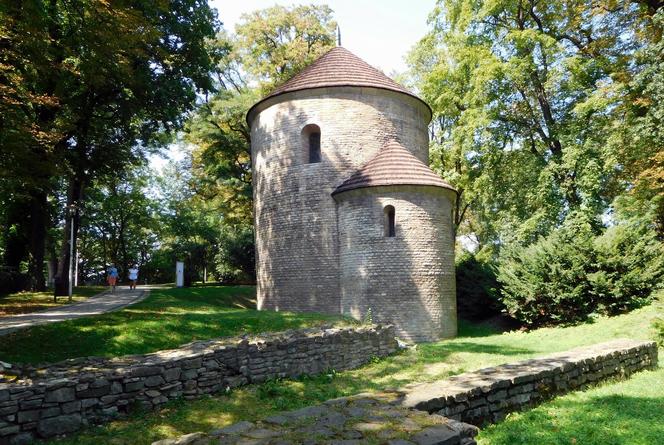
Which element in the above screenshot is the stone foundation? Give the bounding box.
[401,339,658,424]
[0,325,398,444]
[155,339,657,445]
[152,393,479,445]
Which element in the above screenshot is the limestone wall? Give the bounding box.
[401,339,658,425]
[0,325,398,444]
[250,87,430,315]
[146,339,657,445]
[336,185,457,342]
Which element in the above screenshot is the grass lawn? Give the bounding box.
[0,285,351,364]
[40,292,662,445]
[0,286,106,316]
[477,368,664,445]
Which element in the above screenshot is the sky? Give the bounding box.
[150,0,437,170]
[212,0,436,74]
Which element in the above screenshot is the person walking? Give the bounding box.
[107,264,119,293]
[128,264,139,290]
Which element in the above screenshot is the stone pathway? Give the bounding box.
[0,286,150,336]
[154,392,479,445]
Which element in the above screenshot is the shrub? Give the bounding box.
[215,225,255,283]
[653,317,664,347]
[590,222,664,314]
[0,267,29,296]
[455,251,502,320]
[497,214,664,327]
[496,216,596,326]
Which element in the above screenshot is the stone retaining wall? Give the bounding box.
[401,339,658,425]
[156,339,657,445]
[0,325,398,444]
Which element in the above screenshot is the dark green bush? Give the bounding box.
[215,225,255,283]
[653,317,664,347]
[590,222,664,314]
[455,251,502,320]
[496,215,664,327]
[0,267,28,295]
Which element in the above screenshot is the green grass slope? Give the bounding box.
[41,292,662,445]
[0,285,349,364]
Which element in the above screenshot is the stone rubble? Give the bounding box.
[154,339,657,445]
[0,325,398,444]
[152,393,479,445]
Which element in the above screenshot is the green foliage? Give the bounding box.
[652,317,664,347]
[80,169,158,282]
[0,0,220,291]
[235,4,337,90]
[497,214,664,327]
[590,221,664,313]
[497,215,597,326]
[455,251,502,320]
[407,0,661,253]
[215,225,255,283]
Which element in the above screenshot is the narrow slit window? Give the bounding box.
[301,124,321,163]
[384,205,396,237]
[309,132,321,163]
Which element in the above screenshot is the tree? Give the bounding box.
[80,169,158,284]
[183,5,337,281]
[234,4,337,90]
[0,0,220,293]
[407,0,654,251]
[611,10,664,236]
[150,159,222,285]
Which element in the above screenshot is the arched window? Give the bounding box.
[301,124,321,163]
[384,205,395,237]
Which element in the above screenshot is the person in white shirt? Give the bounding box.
[128,265,139,290]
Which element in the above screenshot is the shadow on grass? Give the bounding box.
[0,286,348,364]
[479,393,664,445]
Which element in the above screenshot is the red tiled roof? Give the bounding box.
[248,47,430,121]
[332,141,456,196]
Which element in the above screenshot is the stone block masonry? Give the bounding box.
[401,339,658,425]
[0,325,398,444]
[155,339,656,445]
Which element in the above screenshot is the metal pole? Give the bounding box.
[74,249,79,287]
[68,209,74,301]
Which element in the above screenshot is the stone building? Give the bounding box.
[247,47,457,341]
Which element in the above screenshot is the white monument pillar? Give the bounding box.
[176,261,184,288]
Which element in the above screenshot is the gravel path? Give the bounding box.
[0,286,149,336]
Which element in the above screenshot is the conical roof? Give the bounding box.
[332,141,456,196]
[248,47,430,122]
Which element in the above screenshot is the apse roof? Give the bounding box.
[332,140,456,196]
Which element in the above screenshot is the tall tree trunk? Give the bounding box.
[28,191,48,291]
[54,178,84,296]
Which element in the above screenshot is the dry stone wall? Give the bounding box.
[401,339,658,425]
[152,339,656,445]
[0,325,398,445]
